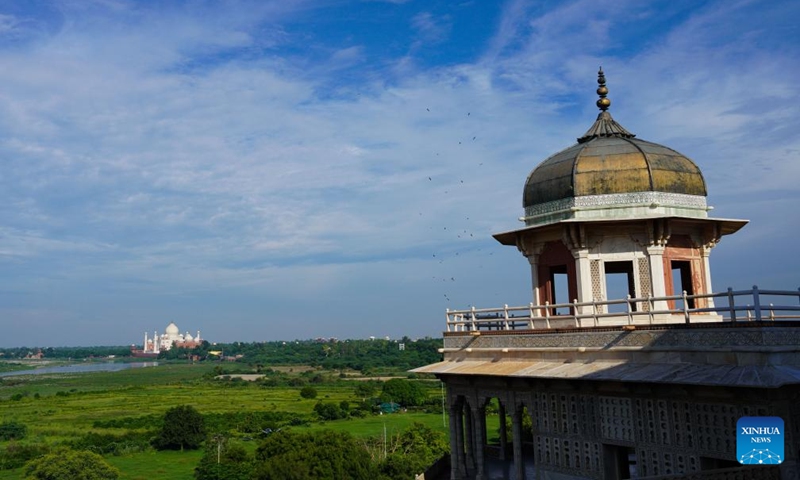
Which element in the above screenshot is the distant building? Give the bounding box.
[25,349,43,360]
[131,322,203,357]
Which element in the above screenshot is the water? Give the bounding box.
[0,361,158,377]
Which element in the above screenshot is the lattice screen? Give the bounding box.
[638,257,652,311]
[591,260,602,301]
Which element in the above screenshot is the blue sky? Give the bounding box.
[0,0,797,347]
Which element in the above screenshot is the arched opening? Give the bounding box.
[537,241,578,315]
[662,235,706,309]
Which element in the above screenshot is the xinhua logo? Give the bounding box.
[737,416,784,465]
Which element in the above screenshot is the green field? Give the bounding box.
[0,362,454,479]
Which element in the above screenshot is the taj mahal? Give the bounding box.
[131,322,203,357]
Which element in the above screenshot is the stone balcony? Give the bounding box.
[417,287,800,388]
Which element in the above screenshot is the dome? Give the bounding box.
[165,322,179,336]
[521,68,708,227]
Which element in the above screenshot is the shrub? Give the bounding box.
[24,447,120,480]
[93,413,161,430]
[0,443,49,470]
[0,421,26,441]
[313,402,344,421]
[195,438,253,480]
[70,431,152,456]
[299,386,317,399]
[254,430,378,479]
[379,423,448,479]
[380,378,428,407]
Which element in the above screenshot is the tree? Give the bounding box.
[299,386,317,399]
[24,448,119,480]
[314,401,345,421]
[354,381,379,400]
[379,423,448,479]
[380,378,427,407]
[153,405,205,451]
[254,430,378,480]
[195,437,253,480]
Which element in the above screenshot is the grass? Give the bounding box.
[296,411,448,437]
[0,362,448,479]
[107,450,205,480]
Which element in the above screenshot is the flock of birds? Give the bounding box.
[419,108,502,306]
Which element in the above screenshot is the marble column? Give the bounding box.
[573,248,592,322]
[647,245,668,311]
[455,403,466,479]
[512,408,525,480]
[528,256,541,306]
[448,404,462,480]
[465,406,475,473]
[498,403,508,461]
[700,246,716,308]
[474,405,486,480]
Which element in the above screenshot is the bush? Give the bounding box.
[0,421,27,441]
[379,423,449,479]
[299,386,317,399]
[24,447,120,480]
[0,443,49,470]
[380,378,428,407]
[70,431,152,456]
[153,405,205,451]
[288,377,306,387]
[93,414,161,430]
[313,402,345,421]
[254,430,378,479]
[195,438,253,480]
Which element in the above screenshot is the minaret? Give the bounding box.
[154,330,160,353]
[196,330,201,342]
[144,332,148,352]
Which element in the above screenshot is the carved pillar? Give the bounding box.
[527,255,541,306]
[573,248,592,317]
[512,408,525,480]
[455,403,466,479]
[498,402,508,461]
[474,404,487,480]
[647,245,668,311]
[700,245,716,308]
[448,403,463,480]
[518,237,545,307]
[465,405,475,473]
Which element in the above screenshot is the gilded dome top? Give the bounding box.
[521,68,708,226]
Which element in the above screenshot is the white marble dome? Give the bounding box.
[165,322,180,336]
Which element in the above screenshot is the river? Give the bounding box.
[0,362,159,377]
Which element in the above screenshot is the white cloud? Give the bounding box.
[0,0,797,346]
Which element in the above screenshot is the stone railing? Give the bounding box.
[445,286,800,332]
